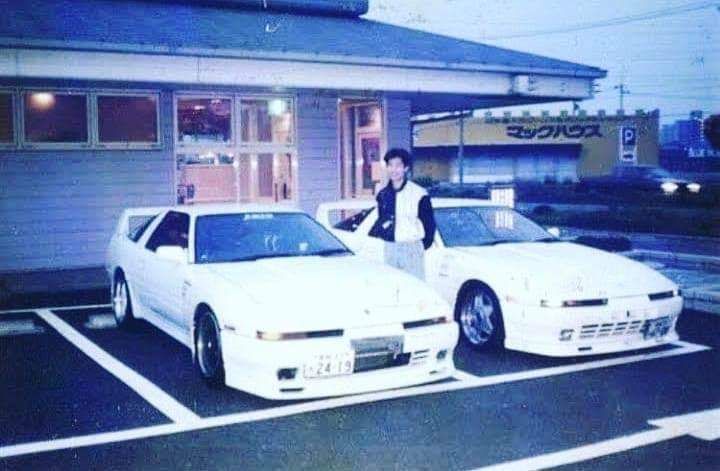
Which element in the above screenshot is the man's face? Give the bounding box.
[386,157,408,183]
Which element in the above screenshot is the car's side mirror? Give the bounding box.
[156,245,187,264]
[547,227,561,238]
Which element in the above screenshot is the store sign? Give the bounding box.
[506,124,603,140]
[619,126,637,162]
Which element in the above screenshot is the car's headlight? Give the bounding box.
[256,329,344,340]
[661,182,678,194]
[541,298,608,308]
[686,182,701,193]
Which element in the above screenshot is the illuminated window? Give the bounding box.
[98,95,158,144]
[177,97,231,144]
[240,99,293,144]
[24,92,88,143]
[0,93,13,143]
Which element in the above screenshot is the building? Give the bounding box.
[412,109,658,183]
[0,0,605,275]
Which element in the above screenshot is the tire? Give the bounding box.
[456,283,505,351]
[112,273,136,330]
[195,310,226,387]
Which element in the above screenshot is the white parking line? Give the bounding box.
[0,340,710,459]
[0,303,111,316]
[34,309,200,425]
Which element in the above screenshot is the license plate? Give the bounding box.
[642,317,671,340]
[303,352,354,378]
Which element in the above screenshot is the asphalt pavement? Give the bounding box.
[1,294,718,470]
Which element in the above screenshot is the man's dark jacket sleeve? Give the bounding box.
[418,195,436,250]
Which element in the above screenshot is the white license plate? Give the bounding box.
[303,352,354,378]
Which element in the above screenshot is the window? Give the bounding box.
[128,215,158,242]
[177,97,231,144]
[24,92,88,143]
[240,98,293,144]
[98,95,158,144]
[146,211,190,252]
[0,93,13,143]
[333,208,374,232]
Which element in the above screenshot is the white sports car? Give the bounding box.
[106,204,457,400]
[317,198,683,357]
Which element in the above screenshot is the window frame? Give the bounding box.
[174,93,236,149]
[0,88,17,148]
[94,91,162,149]
[173,91,298,205]
[20,89,91,149]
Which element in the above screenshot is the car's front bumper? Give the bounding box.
[220,321,459,400]
[503,295,683,357]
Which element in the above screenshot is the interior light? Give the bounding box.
[268,99,288,116]
[29,92,55,110]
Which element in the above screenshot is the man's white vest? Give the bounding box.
[394,180,427,243]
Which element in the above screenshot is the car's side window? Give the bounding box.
[356,208,378,235]
[333,208,373,232]
[145,211,190,252]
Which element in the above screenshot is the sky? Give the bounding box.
[365,0,719,124]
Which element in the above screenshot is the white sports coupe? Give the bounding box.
[106,204,458,399]
[317,198,683,357]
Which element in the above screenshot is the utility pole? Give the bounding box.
[614,83,630,111]
[458,111,465,186]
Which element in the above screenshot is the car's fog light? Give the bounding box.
[559,329,574,341]
[277,368,297,381]
[436,349,448,361]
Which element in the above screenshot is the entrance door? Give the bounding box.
[339,100,384,199]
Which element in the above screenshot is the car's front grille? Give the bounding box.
[579,320,644,339]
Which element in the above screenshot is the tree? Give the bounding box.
[704,114,720,149]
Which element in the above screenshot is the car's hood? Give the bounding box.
[202,255,448,331]
[451,242,675,299]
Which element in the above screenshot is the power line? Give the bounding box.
[481,1,719,40]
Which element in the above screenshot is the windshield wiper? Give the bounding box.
[478,239,518,246]
[227,252,299,262]
[310,248,353,257]
[534,237,564,243]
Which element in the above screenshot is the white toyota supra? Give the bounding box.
[106,204,457,399]
[317,198,683,357]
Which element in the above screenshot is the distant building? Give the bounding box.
[412,109,658,183]
[659,111,719,171]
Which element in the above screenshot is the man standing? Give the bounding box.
[368,148,436,280]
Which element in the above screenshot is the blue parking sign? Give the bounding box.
[622,126,637,146]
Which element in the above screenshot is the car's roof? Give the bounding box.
[430,198,499,208]
[318,197,502,209]
[129,202,304,217]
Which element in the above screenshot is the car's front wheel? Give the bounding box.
[112,274,135,330]
[195,310,226,387]
[456,283,505,351]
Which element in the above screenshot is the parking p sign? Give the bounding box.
[619,125,638,162]
[622,127,637,146]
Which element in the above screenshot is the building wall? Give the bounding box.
[296,92,340,215]
[0,86,413,272]
[0,91,175,272]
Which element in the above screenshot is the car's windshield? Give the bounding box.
[435,206,552,247]
[195,212,351,263]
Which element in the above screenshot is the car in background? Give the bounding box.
[582,165,701,194]
[106,204,457,400]
[318,198,683,357]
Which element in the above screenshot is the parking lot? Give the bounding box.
[1,294,718,470]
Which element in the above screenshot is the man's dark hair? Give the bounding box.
[383,148,412,167]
